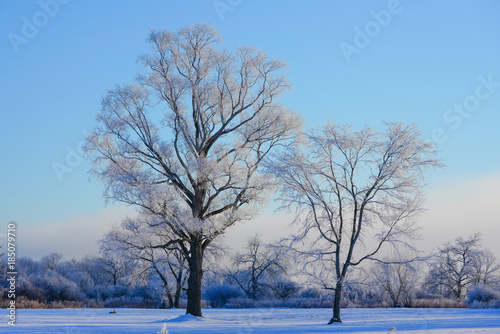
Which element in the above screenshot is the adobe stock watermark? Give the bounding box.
[339,0,409,63]
[52,130,88,183]
[6,223,17,327]
[212,0,244,21]
[7,0,70,54]
[431,74,499,145]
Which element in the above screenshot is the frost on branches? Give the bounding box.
[100,215,189,309]
[84,23,300,316]
[266,122,443,323]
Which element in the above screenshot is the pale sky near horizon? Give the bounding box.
[0,0,499,260]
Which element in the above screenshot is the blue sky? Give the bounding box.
[1,0,499,258]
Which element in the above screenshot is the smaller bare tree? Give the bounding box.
[267,122,442,323]
[97,250,129,287]
[470,249,500,287]
[229,235,288,300]
[425,233,482,299]
[41,253,63,271]
[372,261,419,307]
[272,280,300,302]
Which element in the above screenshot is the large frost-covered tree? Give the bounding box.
[267,122,442,323]
[84,23,300,316]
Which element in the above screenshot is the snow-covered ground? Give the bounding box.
[3,307,500,333]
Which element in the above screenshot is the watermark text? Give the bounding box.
[6,223,17,326]
[7,0,70,54]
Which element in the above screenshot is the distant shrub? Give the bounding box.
[131,286,162,305]
[254,299,283,308]
[3,296,45,309]
[412,298,466,308]
[12,297,87,309]
[492,299,500,308]
[25,272,86,302]
[86,285,128,301]
[225,297,255,308]
[46,300,87,309]
[299,288,322,299]
[283,297,326,308]
[205,284,242,308]
[273,281,300,301]
[415,289,443,300]
[467,285,499,308]
[60,269,94,293]
[17,276,45,302]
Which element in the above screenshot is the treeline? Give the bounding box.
[1,233,499,310]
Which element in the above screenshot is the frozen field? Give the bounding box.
[3,307,500,333]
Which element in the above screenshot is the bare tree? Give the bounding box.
[84,23,300,316]
[426,233,489,299]
[97,250,129,287]
[41,253,63,271]
[372,261,419,307]
[272,280,300,302]
[267,122,442,323]
[470,249,500,287]
[101,216,189,308]
[230,235,288,300]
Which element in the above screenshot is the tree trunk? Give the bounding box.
[166,292,174,309]
[456,282,463,299]
[328,280,343,324]
[174,282,182,308]
[186,240,204,316]
[154,266,174,308]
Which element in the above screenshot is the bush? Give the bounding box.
[17,276,45,302]
[39,272,85,302]
[11,297,87,309]
[493,299,500,308]
[17,272,86,303]
[467,285,499,308]
[412,298,466,308]
[225,297,255,308]
[131,286,162,306]
[273,281,300,301]
[283,297,326,308]
[204,284,242,308]
[87,285,128,301]
[60,269,95,293]
[299,288,322,299]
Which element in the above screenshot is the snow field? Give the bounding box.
[3,307,500,333]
